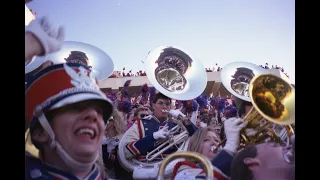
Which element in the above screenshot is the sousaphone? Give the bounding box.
[117,46,207,179]
[25,41,114,81]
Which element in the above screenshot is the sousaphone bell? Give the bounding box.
[25,41,114,81]
[220,61,269,102]
[144,46,207,100]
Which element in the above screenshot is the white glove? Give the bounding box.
[153,126,169,140]
[223,117,248,153]
[169,109,186,118]
[25,16,65,56]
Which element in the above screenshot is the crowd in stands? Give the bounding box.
[109,68,147,78]
[259,63,289,78]
[108,62,290,78]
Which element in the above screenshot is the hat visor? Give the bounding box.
[49,93,113,121]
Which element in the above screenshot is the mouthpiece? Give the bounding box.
[161,109,169,113]
[211,145,219,153]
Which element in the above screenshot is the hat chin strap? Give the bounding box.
[38,112,98,171]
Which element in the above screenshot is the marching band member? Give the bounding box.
[25,63,113,180]
[171,117,248,179]
[230,140,295,180]
[102,108,126,179]
[185,100,201,128]
[123,92,197,160]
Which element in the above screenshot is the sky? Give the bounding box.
[27,0,295,83]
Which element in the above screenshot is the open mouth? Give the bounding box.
[75,128,97,139]
[161,109,169,113]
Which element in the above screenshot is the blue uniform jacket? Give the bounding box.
[25,154,105,180]
[211,149,234,177]
[124,115,197,160]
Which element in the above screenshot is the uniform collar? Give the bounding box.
[151,114,168,123]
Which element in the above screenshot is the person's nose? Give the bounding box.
[209,138,217,146]
[163,104,170,108]
[83,108,101,122]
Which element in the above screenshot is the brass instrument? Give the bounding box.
[144,46,207,100]
[240,74,295,145]
[146,110,189,161]
[218,62,295,149]
[117,115,190,179]
[117,46,207,179]
[157,152,214,180]
[25,41,114,81]
[220,61,269,102]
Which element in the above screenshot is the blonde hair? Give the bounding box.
[111,108,126,135]
[187,127,220,154]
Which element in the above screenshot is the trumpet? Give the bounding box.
[157,152,214,180]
